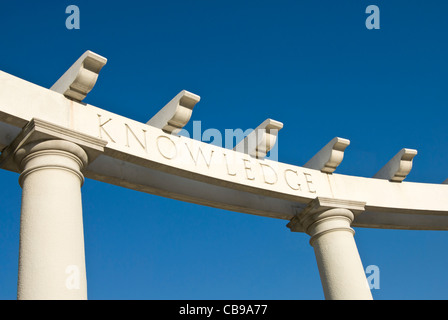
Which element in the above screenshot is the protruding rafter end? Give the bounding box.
[147,90,200,135]
[303,137,350,174]
[50,50,107,103]
[373,148,418,182]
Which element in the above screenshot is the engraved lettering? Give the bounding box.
[284,169,301,191]
[259,163,278,185]
[242,158,255,181]
[156,135,177,160]
[223,152,236,176]
[304,172,316,193]
[125,123,147,152]
[185,143,214,168]
[97,114,115,143]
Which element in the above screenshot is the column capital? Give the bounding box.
[287,197,366,235]
[287,198,372,299]
[14,140,91,188]
[0,118,107,173]
[14,139,89,167]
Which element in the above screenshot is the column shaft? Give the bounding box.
[288,200,372,300]
[15,140,88,300]
[308,213,372,300]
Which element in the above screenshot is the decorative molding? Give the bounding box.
[50,50,107,102]
[373,148,417,182]
[147,90,200,134]
[15,140,89,187]
[287,197,366,233]
[0,118,107,173]
[303,137,350,173]
[234,118,283,159]
[303,197,366,213]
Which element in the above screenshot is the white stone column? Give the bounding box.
[288,198,372,300]
[14,140,89,300]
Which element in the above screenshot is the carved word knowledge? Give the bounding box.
[97,114,317,196]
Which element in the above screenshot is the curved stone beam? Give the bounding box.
[373,148,418,182]
[1,69,448,231]
[234,119,283,159]
[147,90,200,134]
[303,137,350,174]
[50,50,107,102]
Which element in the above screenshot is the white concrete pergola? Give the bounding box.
[1,51,447,300]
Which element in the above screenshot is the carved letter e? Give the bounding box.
[365,5,380,30]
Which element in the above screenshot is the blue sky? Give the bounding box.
[1,1,448,300]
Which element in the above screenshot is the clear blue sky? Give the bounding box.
[1,1,448,300]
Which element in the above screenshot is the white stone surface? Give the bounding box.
[2,54,448,301]
[234,118,283,159]
[373,148,417,182]
[288,198,372,300]
[0,69,448,231]
[0,118,106,300]
[147,90,200,134]
[50,50,107,102]
[303,137,350,173]
[15,140,89,300]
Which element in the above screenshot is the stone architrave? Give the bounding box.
[1,68,446,230]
